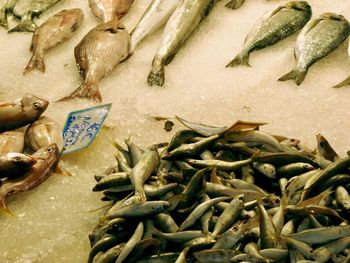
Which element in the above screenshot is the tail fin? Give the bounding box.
[147,67,165,87]
[9,15,37,33]
[0,193,13,216]
[225,0,245,9]
[23,55,45,75]
[332,75,350,88]
[56,82,102,102]
[226,52,250,67]
[278,69,307,85]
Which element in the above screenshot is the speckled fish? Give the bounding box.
[0,152,36,179]
[25,116,63,153]
[129,0,181,54]
[0,144,59,215]
[0,131,24,154]
[58,20,130,102]
[226,1,312,68]
[0,94,49,133]
[279,12,350,85]
[24,8,84,74]
[89,0,134,23]
[147,0,216,87]
[9,0,62,32]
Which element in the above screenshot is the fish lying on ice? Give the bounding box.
[89,0,134,23]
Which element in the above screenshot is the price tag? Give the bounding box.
[62,104,112,154]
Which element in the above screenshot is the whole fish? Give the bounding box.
[226,1,312,67]
[25,116,63,153]
[129,0,181,54]
[147,0,216,86]
[0,144,59,214]
[9,0,62,32]
[88,0,134,23]
[24,8,84,75]
[279,13,350,85]
[0,152,36,179]
[0,94,49,133]
[58,20,130,102]
[0,131,25,154]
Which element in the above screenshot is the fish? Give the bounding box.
[0,144,59,214]
[57,20,130,102]
[147,0,216,86]
[129,0,181,54]
[0,131,25,154]
[279,12,350,85]
[0,0,19,28]
[0,152,36,179]
[25,116,63,153]
[23,8,84,74]
[9,0,62,33]
[0,94,49,133]
[88,0,134,23]
[226,1,312,67]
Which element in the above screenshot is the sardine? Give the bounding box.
[226,1,312,67]
[25,116,63,153]
[279,12,350,85]
[0,152,36,179]
[0,144,59,214]
[129,0,181,54]
[0,94,48,133]
[89,0,134,23]
[147,0,216,86]
[24,8,84,74]
[0,131,24,154]
[58,20,130,102]
[10,0,62,32]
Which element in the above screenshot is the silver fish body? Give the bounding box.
[58,20,130,102]
[0,94,49,133]
[25,116,64,153]
[89,0,134,22]
[147,0,216,86]
[10,0,62,32]
[279,12,350,85]
[130,0,181,54]
[0,131,24,154]
[24,8,84,74]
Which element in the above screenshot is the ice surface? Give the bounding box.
[1,0,350,262]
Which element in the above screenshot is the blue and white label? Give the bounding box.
[62,104,112,155]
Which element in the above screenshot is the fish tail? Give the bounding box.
[56,82,102,102]
[8,16,37,33]
[332,75,350,88]
[226,52,250,67]
[278,68,307,85]
[0,193,13,216]
[225,0,245,9]
[23,55,45,75]
[147,66,165,87]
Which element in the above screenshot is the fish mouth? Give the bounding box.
[287,1,311,11]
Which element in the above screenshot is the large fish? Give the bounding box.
[279,13,350,85]
[0,131,24,154]
[24,8,84,74]
[9,0,62,33]
[88,0,134,23]
[147,0,216,87]
[0,94,49,133]
[226,1,312,68]
[57,20,130,102]
[129,0,181,54]
[0,144,59,215]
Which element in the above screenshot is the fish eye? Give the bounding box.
[13,156,22,162]
[32,101,41,110]
[47,147,54,153]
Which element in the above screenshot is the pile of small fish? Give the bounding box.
[0,93,63,215]
[88,118,350,263]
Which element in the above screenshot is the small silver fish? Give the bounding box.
[24,8,84,74]
[57,20,130,102]
[0,94,49,133]
[89,0,134,23]
[10,0,62,32]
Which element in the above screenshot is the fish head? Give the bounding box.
[33,144,60,165]
[21,94,49,119]
[322,12,346,21]
[3,152,37,169]
[287,1,311,12]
